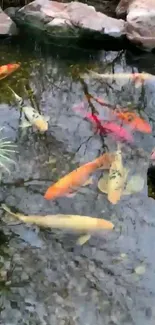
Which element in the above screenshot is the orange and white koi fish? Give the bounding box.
[44,153,114,200]
[0,63,20,80]
[8,86,49,132]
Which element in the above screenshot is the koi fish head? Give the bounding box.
[97,218,114,230]
[44,185,66,200]
[0,63,20,80]
[34,118,48,132]
[7,63,20,73]
[44,187,55,200]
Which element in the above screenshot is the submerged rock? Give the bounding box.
[116,0,155,50]
[4,7,20,20]
[10,0,126,42]
[0,6,18,36]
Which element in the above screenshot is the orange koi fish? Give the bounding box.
[114,111,151,133]
[44,153,114,200]
[0,63,20,80]
[73,103,133,143]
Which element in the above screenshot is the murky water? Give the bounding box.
[0,37,155,325]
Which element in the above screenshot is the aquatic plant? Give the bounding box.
[0,128,17,175]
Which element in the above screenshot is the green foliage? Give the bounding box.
[0,128,17,175]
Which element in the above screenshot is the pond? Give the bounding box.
[0,36,155,325]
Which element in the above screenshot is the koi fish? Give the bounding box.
[0,63,20,80]
[114,111,151,133]
[8,87,49,132]
[100,121,134,143]
[19,106,49,132]
[86,96,151,134]
[73,103,133,143]
[1,204,114,232]
[86,113,133,143]
[44,153,114,200]
[107,143,128,204]
[82,70,154,87]
[2,204,114,247]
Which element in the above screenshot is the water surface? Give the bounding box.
[0,38,155,325]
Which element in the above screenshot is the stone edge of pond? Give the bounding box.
[2,0,155,53]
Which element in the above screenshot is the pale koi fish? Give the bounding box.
[8,86,49,132]
[81,70,154,87]
[2,204,114,246]
[1,204,114,232]
[107,143,128,204]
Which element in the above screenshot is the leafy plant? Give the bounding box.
[0,128,17,175]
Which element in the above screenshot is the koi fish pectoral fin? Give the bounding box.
[76,234,91,245]
[45,116,50,122]
[82,177,94,186]
[19,118,31,128]
[64,191,77,198]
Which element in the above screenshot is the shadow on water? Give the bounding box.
[0,37,155,324]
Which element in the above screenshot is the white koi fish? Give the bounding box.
[8,86,49,132]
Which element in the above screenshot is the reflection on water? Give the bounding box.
[0,37,155,324]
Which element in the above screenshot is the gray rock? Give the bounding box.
[116,0,155,50]
[4,7,20,20]
[126,0,155,50]
[13,0,126,42]
[0,7,18,36]
[116,0,131,17]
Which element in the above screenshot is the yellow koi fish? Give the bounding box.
[107,143,128,204]
[2,204,114,247]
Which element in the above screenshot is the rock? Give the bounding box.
[0,6,18,36]
[4,7,20,20]
[12,1,126,42]
[117,0,155,50]
[116,0,132,17]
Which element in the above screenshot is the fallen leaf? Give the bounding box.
[125,175,144,194]
[42,157,57,166]
[120,253,127,259]
[134,265,146,275]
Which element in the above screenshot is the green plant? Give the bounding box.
[0,128,17,174]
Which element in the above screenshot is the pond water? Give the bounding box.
[0,37,155,325]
